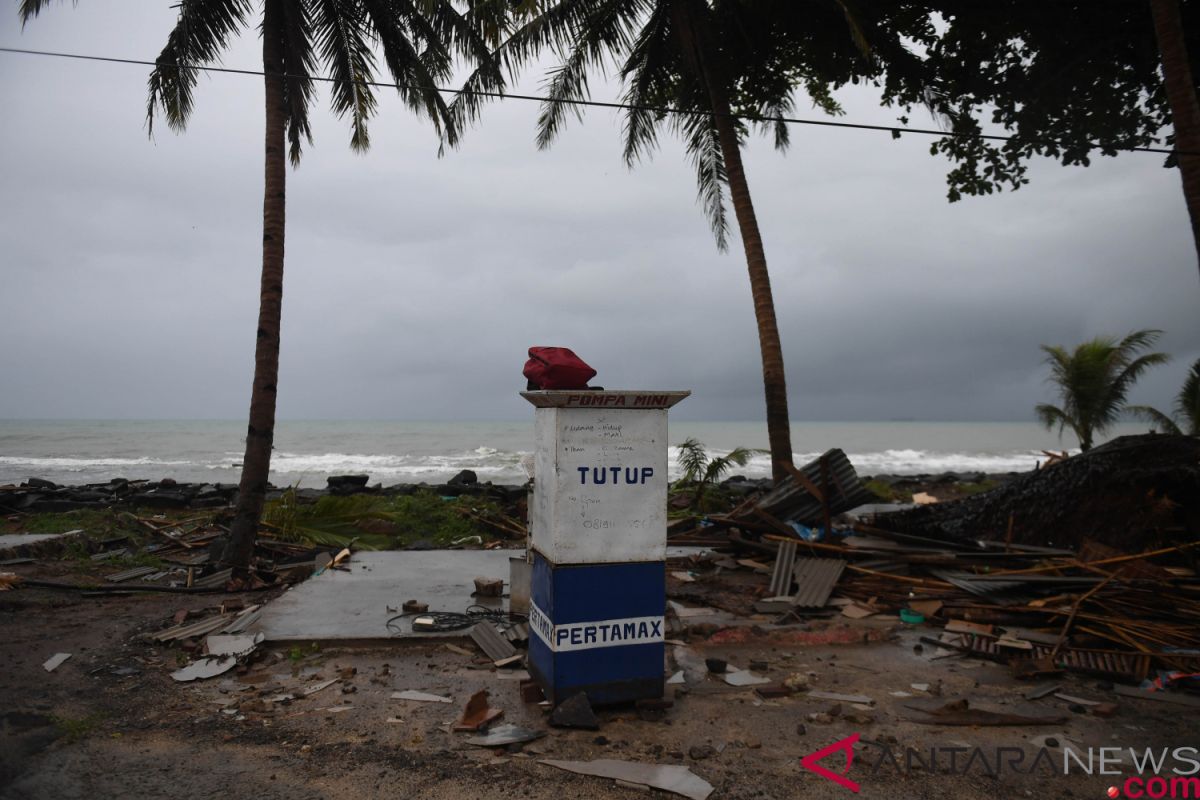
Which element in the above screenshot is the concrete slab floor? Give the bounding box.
[0,532,73,549]
[249,550,523,643]
[249,548,712,644]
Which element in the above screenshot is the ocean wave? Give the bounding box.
[0,455,193,470]
[1,445,1054,488]
[664,446,1048,478]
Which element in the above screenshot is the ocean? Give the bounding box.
[0,419,1146,489]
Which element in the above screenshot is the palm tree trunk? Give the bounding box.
[709,96,795,484]
[1149,0,1200,281]
[222,0,287,570]
[670,0,794,483]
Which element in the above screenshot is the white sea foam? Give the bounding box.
[664,446,1052,478]
[0,447,1052,485]
[0,455,192,470]
[1,420,1098,488]
[261,449,530,483]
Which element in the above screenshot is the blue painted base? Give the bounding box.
[528,552,665,706]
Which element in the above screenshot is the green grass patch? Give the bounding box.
[18,509,118,535]
[52,713,105,743]
[864,479,912,503]
[957,479,1000,496]
[262,489,505,549]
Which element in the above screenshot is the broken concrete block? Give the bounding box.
[549,692,599,731]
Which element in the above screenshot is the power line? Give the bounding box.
[0,44,1183,157]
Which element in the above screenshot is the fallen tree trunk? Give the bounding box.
[874,434,1200,551]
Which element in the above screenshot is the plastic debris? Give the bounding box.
[204,632,264,658]
[171,655,236,682]
[539,759,713,800]
[392,690,452,703]
[42,652,71,672]
[465,724,547,747]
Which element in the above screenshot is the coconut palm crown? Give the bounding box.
[453,0,922,482]
[1035,329,1171,452]
[19,0,504,569]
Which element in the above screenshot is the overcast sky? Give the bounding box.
[2,3,1198,423]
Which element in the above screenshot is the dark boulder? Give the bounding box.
[129,492,190,509]
[327,475,370,488]
[448,469,478,486]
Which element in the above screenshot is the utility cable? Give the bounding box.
[385,604,527,636]
[0,44,1187,156]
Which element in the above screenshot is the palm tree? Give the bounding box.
[20,0,503,570]
[673,437,757,510]
[1177,358,1200,435]
[1035,329,1171,452]
[454,0,890,483]
[1147,0,1200,280]
[1138,357,1200,435]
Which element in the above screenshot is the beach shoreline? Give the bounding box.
[0,468,1018,517]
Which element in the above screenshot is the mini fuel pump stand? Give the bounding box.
[521,390,689,705]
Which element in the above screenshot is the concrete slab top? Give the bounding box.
[248,548,710,644]
[249,550,524,643]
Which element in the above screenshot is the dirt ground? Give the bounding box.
[2,557,1198,800]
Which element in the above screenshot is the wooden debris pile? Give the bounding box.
[872,433,1200,550]
[665,434,1199,684]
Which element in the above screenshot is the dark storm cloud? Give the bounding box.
[2,3,1198,423]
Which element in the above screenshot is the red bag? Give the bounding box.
[523,347,597,390]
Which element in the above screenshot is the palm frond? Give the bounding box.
[619,1,673,166]
[18,0,70,26]
[675,437,709,486]
[146,0,252,136]
[675,107,730,250]
[312,0,379,153]
[702,446,759,484]
[446,0,577,132]
[276,0,317,165]
[1125,405,1182,435]
[1175,358,1200,436]
[1035,403,1069,435]
[374,0,459,144]
[536,46,594,149]
[406,0,507,150]
[535,0,642,149]
[754,94,795,152]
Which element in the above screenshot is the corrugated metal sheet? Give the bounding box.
[790,558,846,608]
[192,568,232,589]
[769,540,798,596]
[504,622,529,644]
[957,633,1151,682]
[930,569,1031,600]
[225,604,264,634]
[470,623,516,661]
[747,449,875,525]
[931,570,1096,606]
[152,613,235,643]
[104,566,159,583]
